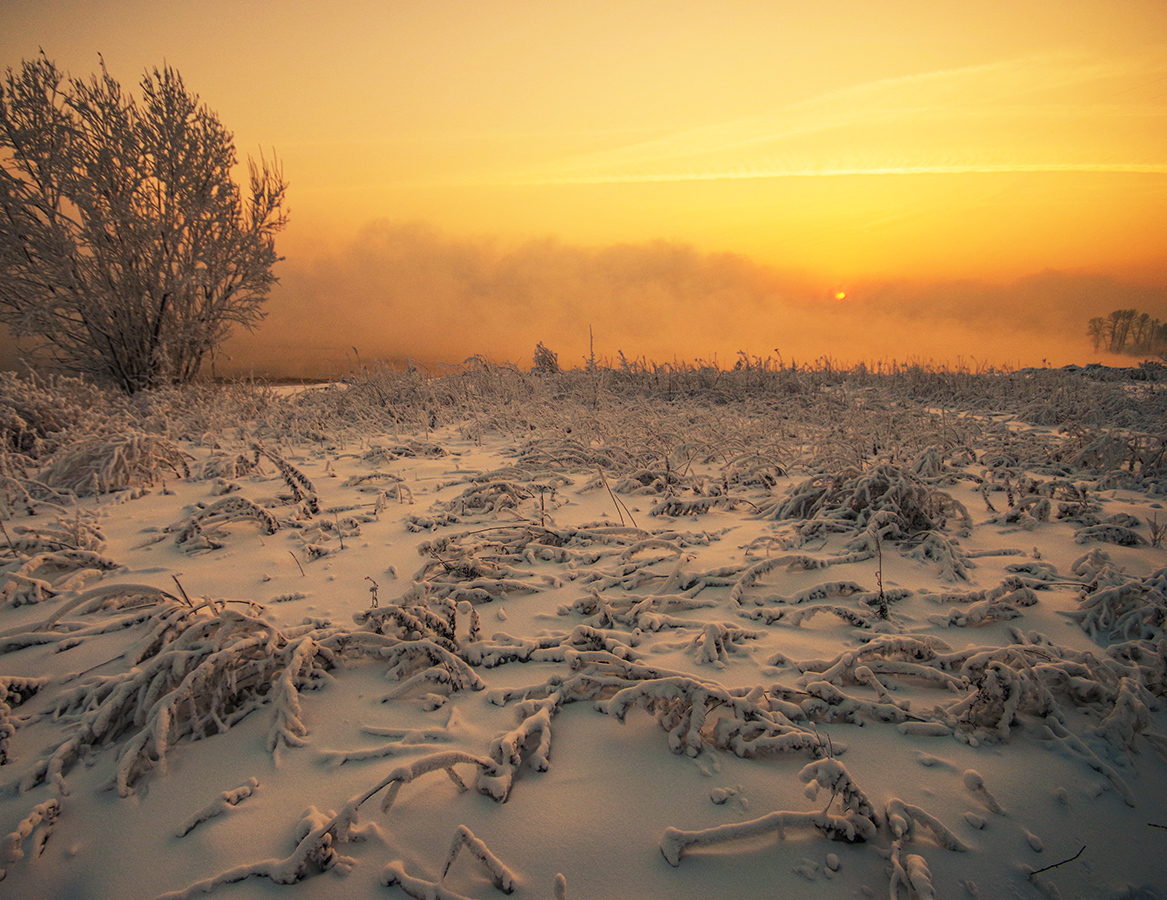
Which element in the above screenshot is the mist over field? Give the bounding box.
[219,222,1167,378]
[0,219,1162,381]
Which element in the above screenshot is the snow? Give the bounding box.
[1,365,1166,900]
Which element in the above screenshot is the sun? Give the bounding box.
[834,290,847,301]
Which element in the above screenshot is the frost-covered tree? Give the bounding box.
[1106,309,1137,354]
[1087,317,1106,352]
[1088,309,1167,358]
[0,55,287,393]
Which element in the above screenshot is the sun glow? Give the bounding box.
[1,0,1165,374]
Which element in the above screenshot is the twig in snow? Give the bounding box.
[176,779,260,837]
[597,467,636,528]
[171,574,194,607]
[0,517,15,554]
[1028,845,1085,878]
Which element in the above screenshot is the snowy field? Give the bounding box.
[1,361,1165,900]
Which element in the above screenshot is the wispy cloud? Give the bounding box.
[504,54,1167,185]
[515,163,1167,184]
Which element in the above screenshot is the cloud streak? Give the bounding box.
[508,163,1167,185]
[503,54,1167,186]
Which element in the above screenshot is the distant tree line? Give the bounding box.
[1088,309,1167,357]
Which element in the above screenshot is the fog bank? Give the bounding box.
[219,222,1165,378]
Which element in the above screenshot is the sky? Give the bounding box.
[2,0,1166,374]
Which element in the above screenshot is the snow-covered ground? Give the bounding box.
[1,364,1165,900]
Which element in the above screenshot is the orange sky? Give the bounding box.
[3,1,1166,374]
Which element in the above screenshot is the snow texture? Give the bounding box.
[1,364,1166,900]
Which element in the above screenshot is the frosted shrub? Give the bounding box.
[757,463,970,545]
[170,496,281,552]
[38,433,190,496]
[16,600,335,795]
[0,373,131,460]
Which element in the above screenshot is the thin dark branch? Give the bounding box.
[1028,845,1085,878]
